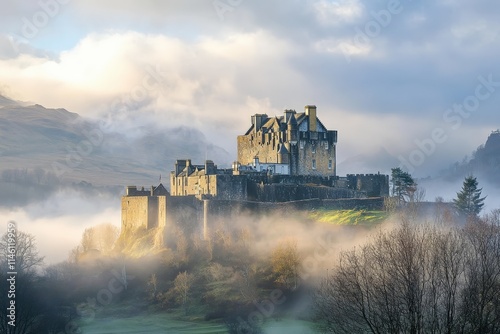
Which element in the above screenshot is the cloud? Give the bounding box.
[0,0,499,175]
[0,30,304,149]
[314,0,365,25]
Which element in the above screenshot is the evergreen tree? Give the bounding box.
[453,175,486,217]
[391,167,416,204]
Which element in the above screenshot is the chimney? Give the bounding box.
[251,114,268,133]
[174,159,187,176]
[284,109,295,123]
[305,105,317,132]
[126,186,137,196]
[205,160,216,175]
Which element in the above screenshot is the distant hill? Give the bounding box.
[0,95,18,107]
[337,147,398,176]
[0,95,230,206]
[440,130,500,185]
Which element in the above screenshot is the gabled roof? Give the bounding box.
[177,164,209,177]
[294,112,328,132]
[244,124,255,135]
[278,144,289,154]
[242,110,332,135]
[153,183,169,196]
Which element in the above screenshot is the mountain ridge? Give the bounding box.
[0,96,230,192]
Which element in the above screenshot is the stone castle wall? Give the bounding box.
[237,133,282,165]
[237,132,337,177]
[121,196,149,231]
[215,174,248,200]
[294,132,337,176]
[346,174,390,198]
[248,183,360,202]
[202,197,386,233]
[121,194,167,232]
[122,187,386,246]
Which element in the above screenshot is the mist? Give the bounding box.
[0,189,120,265]
[421,175,500,212]
[2,183,498,333]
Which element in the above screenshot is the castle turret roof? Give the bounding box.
[287,114,298,129]
[278,144,289,154]
[153,183,169,196]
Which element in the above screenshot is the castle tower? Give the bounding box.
[237,105,337,177]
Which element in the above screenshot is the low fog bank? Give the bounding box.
[237,212,383,279]
[3,192,495,333]
[0,189,120,264]
[420,176,500,212]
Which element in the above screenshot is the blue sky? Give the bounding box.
[1,0,499,177]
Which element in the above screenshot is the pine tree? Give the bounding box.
[453,175,486,217]
[391,167,416,204]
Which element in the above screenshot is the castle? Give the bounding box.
[122,105,389,236]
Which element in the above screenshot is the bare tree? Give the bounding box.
[92,223,119,253]
[147,273,159,301]
[314,222,473,333]
[460,219,500,333]
[77,223,119,256]
[0,227,46,333]
[0,228,44,275]
[171,271,195,314]
[174,227,189,265]
[271,238,301,290]
[80,227,95,253]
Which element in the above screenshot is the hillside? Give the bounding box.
[440,130,500,185]
[0,95,230,206]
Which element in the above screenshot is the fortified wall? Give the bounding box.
[121,185,168,232]
[345,174,390,198]
[121,104,391,244]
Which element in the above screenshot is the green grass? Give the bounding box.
[80,313,226,333]
[308,209,388,226]
[78,301,317,334]
[80,314,316,334]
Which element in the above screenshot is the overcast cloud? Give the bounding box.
[1,0,499,176]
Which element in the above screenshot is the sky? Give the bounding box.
[1,0,500,177]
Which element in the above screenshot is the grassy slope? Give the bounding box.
[308,209,388,226]
[80,313,315,334]
[80,314,226,334]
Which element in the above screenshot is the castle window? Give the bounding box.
[299,140,304,149]
[325,141,329,150]
[312,146,316,154]
[328,159,333,170]
[312,159,316,170]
